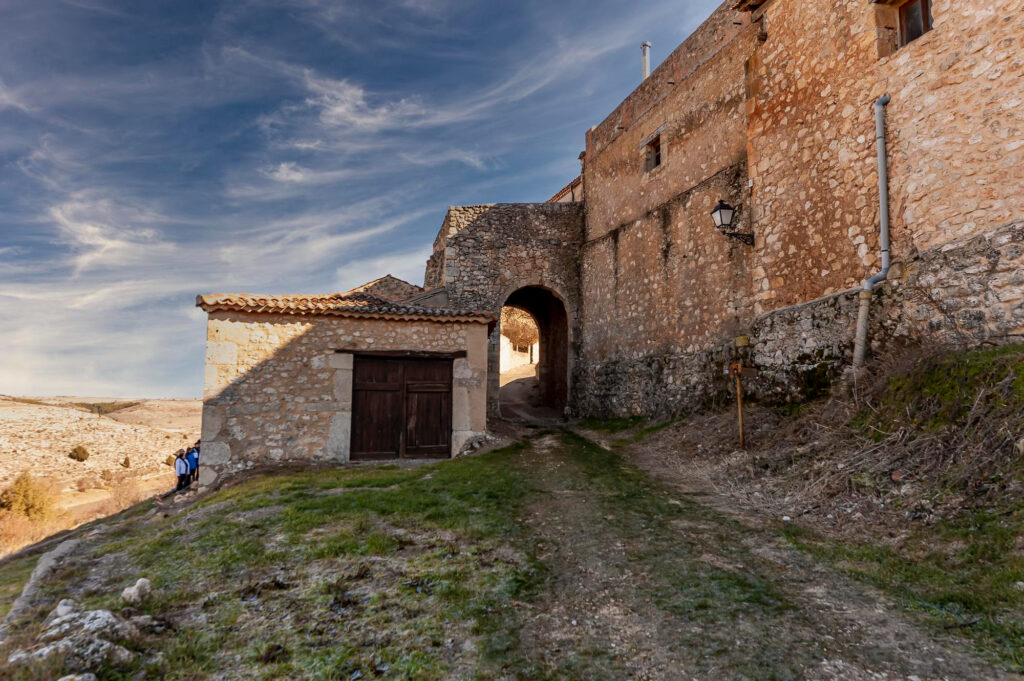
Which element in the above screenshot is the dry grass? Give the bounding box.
[633,344,1024,536]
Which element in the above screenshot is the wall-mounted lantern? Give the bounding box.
[711,200,754,246]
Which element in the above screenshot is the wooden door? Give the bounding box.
[351,357,403,460]
[404,359,453,458]
[351,356,453,460]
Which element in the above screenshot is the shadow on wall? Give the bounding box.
[200,312,489,490]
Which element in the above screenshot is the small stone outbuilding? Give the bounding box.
[196,285,493,488]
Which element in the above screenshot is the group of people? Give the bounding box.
[174,440,201,491]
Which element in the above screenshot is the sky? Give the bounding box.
[0,0,722,398]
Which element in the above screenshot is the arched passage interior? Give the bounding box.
[498,286,569,416]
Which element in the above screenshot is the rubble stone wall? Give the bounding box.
[583,3,756,243]
[200,313,489,488]
[424,203,585,417]
[568,0,1023,417]
[424,203,585,313]
[574,220,1024,417]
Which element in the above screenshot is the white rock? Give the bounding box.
[43,598,80,627]
[120,577,152,604]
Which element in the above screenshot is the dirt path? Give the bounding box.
[499,367,562,423]
[511,431,1017,681]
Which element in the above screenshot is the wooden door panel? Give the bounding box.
[405,389,451,457]
[404,358,452,458]
[350,355,452,460]
[351,389,402,459]
[351,357,402,460]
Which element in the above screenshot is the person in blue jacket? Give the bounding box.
[191,441,201,484]
[185,447,198,487]
[174,450,190,491]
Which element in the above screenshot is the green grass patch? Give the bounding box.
[782,505,1024,671]
[0,552,37,620]
[557,431,801,677]
[859,345,1024,434]
[15,441,542,681]
[610,419,675,447]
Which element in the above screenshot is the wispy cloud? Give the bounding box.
[0,0,721,397]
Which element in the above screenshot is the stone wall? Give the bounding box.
[574,219,1024,416]
[746,0,1024,312]
[424,203,585,417]
[425,203,585,312]
[567,0,1023,417]
[583,2,755,243]
[200,312,488,488]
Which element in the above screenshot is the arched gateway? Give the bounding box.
[500,286,570,415]
[419,203,584,421]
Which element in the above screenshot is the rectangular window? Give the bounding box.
[644,135,662,172]
[899,0,931,46]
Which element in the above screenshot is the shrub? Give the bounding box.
[121,456,131,469]
[69,445,90,462]
[100,469,114,483]
[164,455,175,467]
[76,477,90,492]
[0,472,56,521]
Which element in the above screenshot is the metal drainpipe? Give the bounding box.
[852,94,892,370]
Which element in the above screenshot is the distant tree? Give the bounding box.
[69,445,90,462]
[0,472,56,521]
[501,307,540,348]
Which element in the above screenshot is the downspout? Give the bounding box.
[852,94,891,370]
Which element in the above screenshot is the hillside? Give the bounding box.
[0,347,1021,680]
[0,397,200,493]
[0,397,201,555]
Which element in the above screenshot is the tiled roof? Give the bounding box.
[196,291,495,323]
[347,274,424,302]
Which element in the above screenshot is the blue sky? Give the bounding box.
[0,0,722,398]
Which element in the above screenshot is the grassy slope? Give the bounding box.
[1,445,542,681]
[824,346,1024,669]
[617,344,1024,671]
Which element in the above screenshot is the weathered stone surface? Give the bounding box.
[119,578,151,604]
[424,203,584,417]
[8,602,139,671]
[201,314,489,485]
[574,220,1024,414]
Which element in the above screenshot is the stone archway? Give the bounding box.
[497,286,570,418]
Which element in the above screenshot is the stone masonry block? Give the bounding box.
[329,352,354,369]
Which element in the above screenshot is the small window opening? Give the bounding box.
[898,0,931,46]
[644,135,662,172]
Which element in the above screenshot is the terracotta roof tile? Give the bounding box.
[196,291,495,323]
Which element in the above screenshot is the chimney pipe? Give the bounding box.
[642,42,651,80]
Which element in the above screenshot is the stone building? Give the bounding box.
[196,287,492,488]
[426,0,1024,418]
[198,0,1023,481]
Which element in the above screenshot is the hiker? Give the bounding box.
[174,450,190,491]
[185,446,198,487]
[190,442,200,483]
[190,440,201,483]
